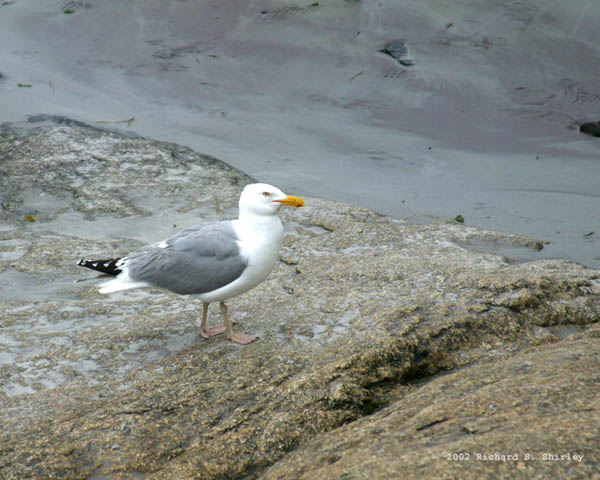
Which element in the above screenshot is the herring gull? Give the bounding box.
[78,183,305,344]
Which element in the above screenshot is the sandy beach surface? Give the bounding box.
[1,0,599,267]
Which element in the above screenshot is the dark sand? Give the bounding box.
[1,0,599,267]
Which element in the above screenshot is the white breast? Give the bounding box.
[197,215,284,303]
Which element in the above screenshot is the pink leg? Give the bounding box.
[220,301,257,345]
[200,302,226,338]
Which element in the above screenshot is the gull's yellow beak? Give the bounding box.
[274,194,305,208]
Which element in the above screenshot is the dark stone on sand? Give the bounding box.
[579,121,600,137]
[0,119,599,479]
[379,39,415,66]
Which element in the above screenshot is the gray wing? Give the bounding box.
[124,221,247,295]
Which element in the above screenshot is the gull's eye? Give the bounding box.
[262,191,271,197]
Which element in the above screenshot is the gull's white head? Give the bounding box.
[239,183,305,217]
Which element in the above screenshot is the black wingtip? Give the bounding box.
[78,258,123,276]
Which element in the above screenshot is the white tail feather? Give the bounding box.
[99,273,149,294]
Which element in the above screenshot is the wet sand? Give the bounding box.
[1,0,599,267]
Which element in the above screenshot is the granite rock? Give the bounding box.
[0,119,598,479]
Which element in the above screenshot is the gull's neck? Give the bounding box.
[237,209,283,236]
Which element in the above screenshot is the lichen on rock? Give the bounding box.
[1,119,599,479]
